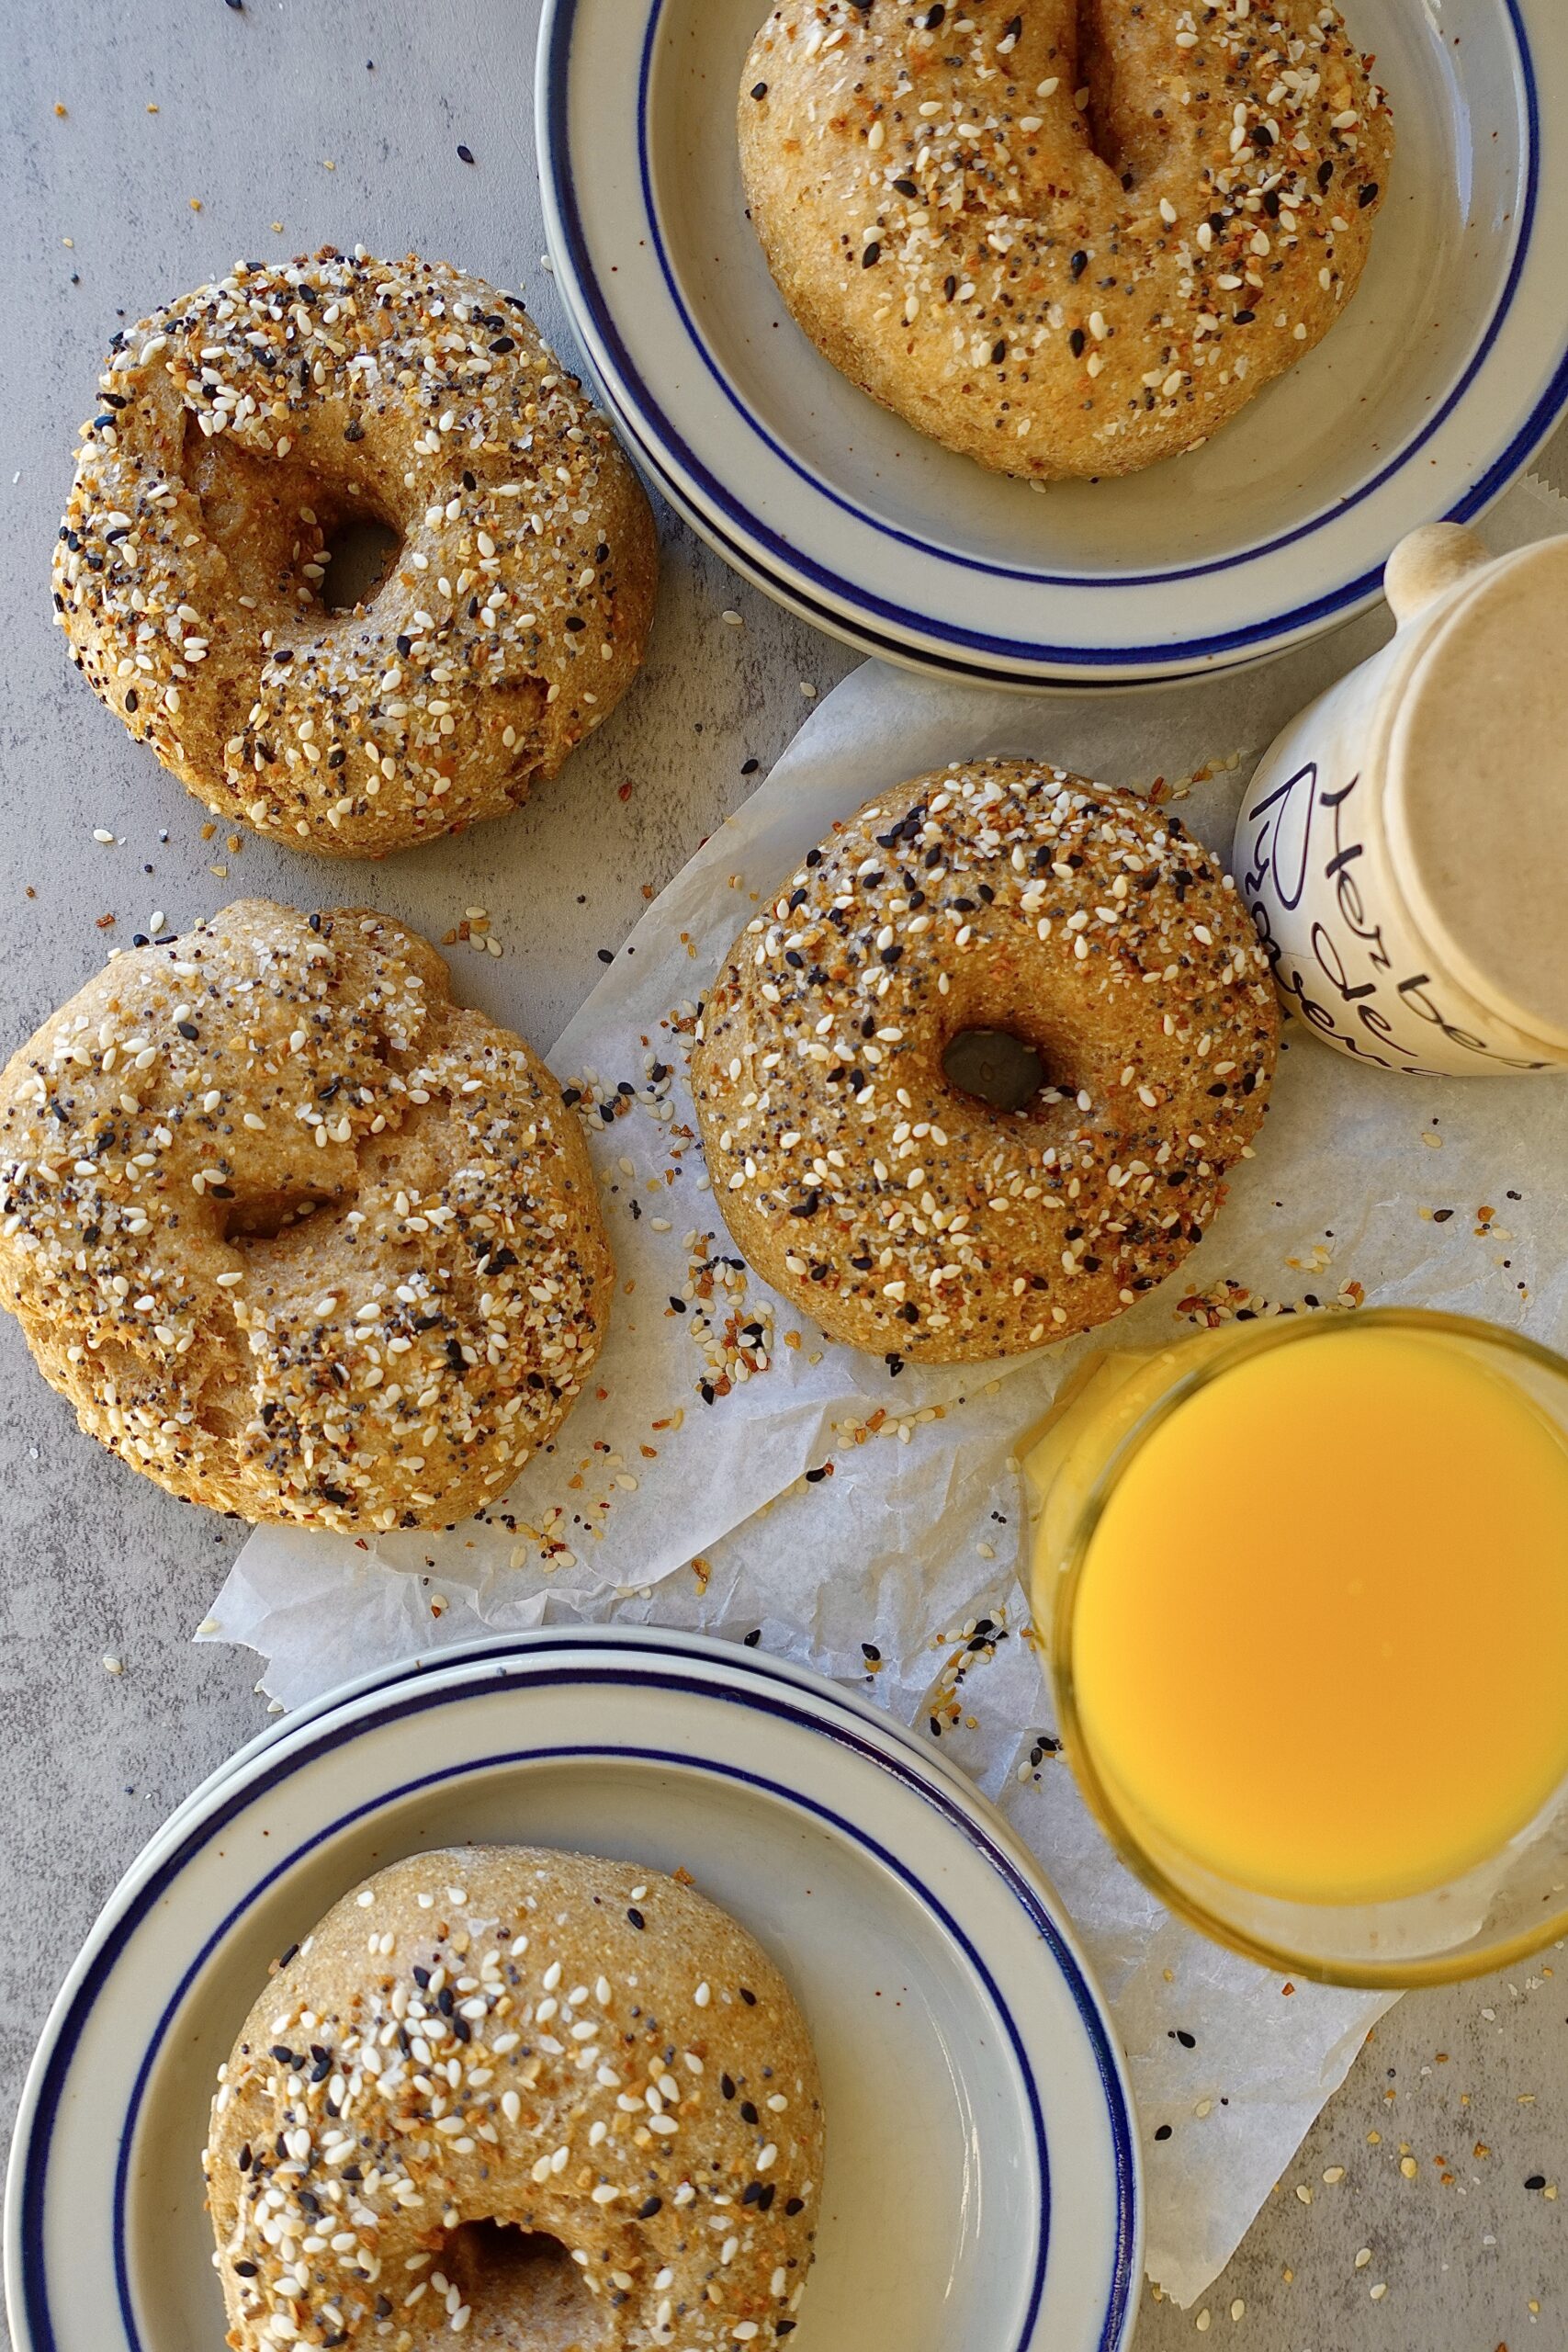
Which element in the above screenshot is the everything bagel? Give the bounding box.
[205,1848,824,2352]
[692,760,1278,1362]
[0,901,612,1531]
[739,0,1393,478]
[54,249,658,854]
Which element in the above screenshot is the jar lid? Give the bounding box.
[1387,537,1568,1054]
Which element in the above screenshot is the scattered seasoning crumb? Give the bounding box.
[102,1653,124,1674]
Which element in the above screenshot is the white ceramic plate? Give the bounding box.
[537,0,1568,686]
[7,1629,1140,2352]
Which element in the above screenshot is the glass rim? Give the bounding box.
[1047,1306,1568,1990]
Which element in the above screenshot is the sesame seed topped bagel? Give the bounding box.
[205,1847,824,2352]
[54,248,658,854]
[739,0,1393,479]
[692,761,1278,1362]
[0,901,613,1530]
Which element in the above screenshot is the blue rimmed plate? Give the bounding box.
[537,0,1568,686]
[6,1628,1140,2352]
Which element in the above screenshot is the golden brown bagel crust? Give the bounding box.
[692,760,1278,1361]
[205,1848,824,2352]
[739,0,1393,478]
[0,902,612,1530]
[55,249,658,854]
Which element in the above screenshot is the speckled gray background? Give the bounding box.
[1,4,1564,2344]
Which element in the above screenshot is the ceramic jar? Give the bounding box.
[1233,523,1568,1076]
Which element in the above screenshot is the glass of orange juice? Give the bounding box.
[1021,1308,1568,1988]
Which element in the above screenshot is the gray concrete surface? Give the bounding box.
[1,5,1563,2346]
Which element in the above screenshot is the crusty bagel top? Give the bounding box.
[693,760,1279,1360]
[0,902,612,1530]
[739,0,1393,478]
[206,1848,823,2352]
[53,249,658,855]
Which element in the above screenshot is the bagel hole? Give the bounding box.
[942,1027,1061,1114]
[321,513,403,611]
[177,410,402,617]
[220,1193,333,1245]
[445,2223,608,2346]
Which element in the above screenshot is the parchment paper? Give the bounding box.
[205,472,1568,2306]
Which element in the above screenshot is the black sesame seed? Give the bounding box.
[750,80,768,99]
[1527,2173,1547,2191]
[457,143,476,164]
[862,243,882,268]
[739,1985,757,2006]
[784,2197,805,2215]
[1358,182,1380,208]
[1070,250,1089,279]
[639,2195,662,2218]
[923,3,945,24]
[626,1906,646,1929]
[991,338,1007,365]
[1233,309,1257,325]
[1069,326,1087,356]
[1155,2124,1173,2143]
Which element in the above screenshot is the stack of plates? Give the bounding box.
[538,0,1568,688]
[7,1628,1140,2352]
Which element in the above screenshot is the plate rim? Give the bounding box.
[536,0,1568,679]
[6,1631,1143,2352]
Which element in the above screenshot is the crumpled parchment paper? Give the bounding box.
[204,471,1568,2304]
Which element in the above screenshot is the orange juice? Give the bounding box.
[1058,1323,1568,1905]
